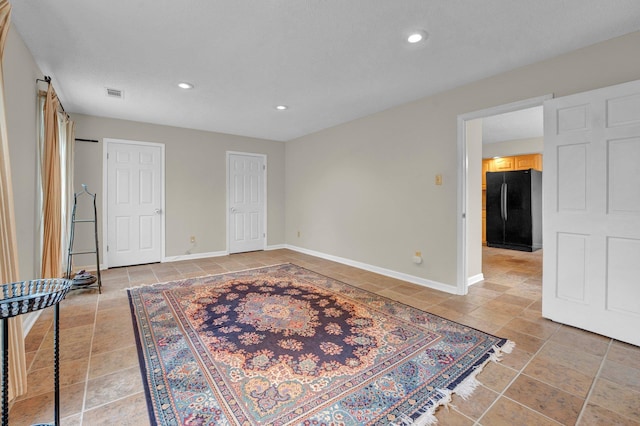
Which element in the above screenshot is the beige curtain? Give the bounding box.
[41,85,62,279]
[38,88,74,279]
[0,0,28,401]
[59,113,75,273]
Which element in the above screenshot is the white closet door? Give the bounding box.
[543,79,640,346]
[107,141,163,267]
[228,153,265,254]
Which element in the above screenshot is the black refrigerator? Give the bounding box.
[486,168,542,252]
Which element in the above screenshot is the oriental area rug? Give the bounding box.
[127,263,514,425]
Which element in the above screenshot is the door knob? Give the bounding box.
[154,208,162,214]
[231,207,237,213]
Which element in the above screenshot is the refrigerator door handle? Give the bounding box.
[500,183,505,221]
[503,183,508,221]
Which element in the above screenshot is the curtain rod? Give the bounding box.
[35,76,51,85]
[36,75,66,112]
[75,138,99,143]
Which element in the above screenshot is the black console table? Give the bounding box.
[1,278,72,426]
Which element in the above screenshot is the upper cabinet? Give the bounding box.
[482,159,493,190]
[493,156,516,172]
[482,153,542,190]
[514,154,542,171]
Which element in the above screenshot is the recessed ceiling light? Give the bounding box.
[275,105,288,110]
[178,82,194,89]
[407,30,428,44]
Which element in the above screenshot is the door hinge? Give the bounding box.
[107,245,109,252]
[263,164,266,170]
[107,153,109,159]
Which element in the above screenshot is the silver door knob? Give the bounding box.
[154,208,162,214]
[231,207,237,213]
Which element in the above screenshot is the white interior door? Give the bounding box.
[228,153,265,254]
[543,79,640,346]
[107,140,164,267]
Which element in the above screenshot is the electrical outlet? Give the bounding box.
[415,251,422,257]
[435,174,442,185]
[190,236,196,244]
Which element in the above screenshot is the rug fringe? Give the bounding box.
[452,375,481,400]
[407,339,517,425]
[489,339,515,362]
[391,413,421,426]
[501,339,516,354]
[410,410,439,426]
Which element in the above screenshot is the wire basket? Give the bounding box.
[0,278,73,319]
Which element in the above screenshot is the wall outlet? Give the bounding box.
[190,236,196,243]
[435,174,442,185]
[413,250,423,265]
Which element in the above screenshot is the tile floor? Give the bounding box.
[9,247,640,425]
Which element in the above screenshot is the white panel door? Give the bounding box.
[107,141,163,267]
[543,79,640,346]
[228,153,265,254]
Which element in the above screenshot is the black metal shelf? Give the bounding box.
[66,185,102,293]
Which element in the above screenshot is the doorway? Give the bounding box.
[104,139,165,267]
[457,95,551,294]
[227,152,267,254]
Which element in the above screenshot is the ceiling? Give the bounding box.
[10,1,640,142]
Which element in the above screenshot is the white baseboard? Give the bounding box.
[285,245,462,295]
[164,245,287,261]
[467,273,485,286]
[118,245,471,296]
[163,250,228,263]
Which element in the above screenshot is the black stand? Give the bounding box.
[66,184,102,293]
[1,278,72,426]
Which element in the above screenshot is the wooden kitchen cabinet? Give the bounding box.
[482,159,493,190]
[483,154,542,176]
[482,209,486,245]
[492,156,516,171]
[515,154,542,171]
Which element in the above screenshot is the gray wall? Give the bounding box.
[3,25,42,280]
[482,137,544,158]
[71,114,285,264]
[285,31,640,289]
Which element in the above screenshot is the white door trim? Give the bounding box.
[226,151,267,253]
[103,138,166,268]
[456,94,552,295]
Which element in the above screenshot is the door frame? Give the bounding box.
[102,138,166,268]
[226,151,267,254]
[456,94,551,294]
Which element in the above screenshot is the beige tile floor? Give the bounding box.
[10,247,640,425]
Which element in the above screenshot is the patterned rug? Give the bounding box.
[128,264,513,425]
